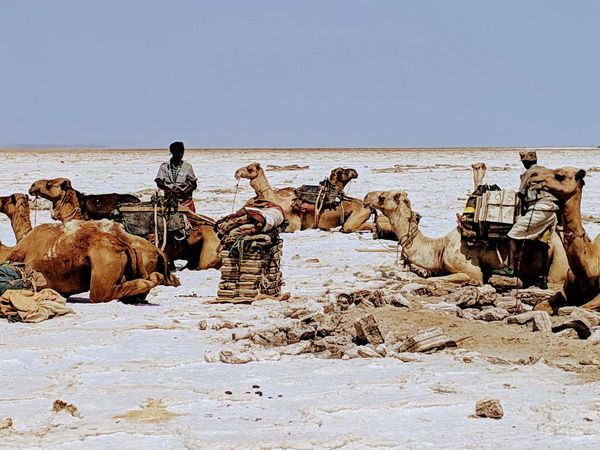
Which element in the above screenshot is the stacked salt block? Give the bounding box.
[216,237,284,303]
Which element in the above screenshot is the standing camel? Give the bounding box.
[363,190,568,286]
[29,178,220,270]
[529,167,600,311]
[235,163,374,232]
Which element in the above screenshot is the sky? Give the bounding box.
[1,0,599,148]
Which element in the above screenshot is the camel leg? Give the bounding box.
[426,272,480,284]
[581,292,600,311]
[198,233,222,270]
[341,207,373,233]
[89,257,163,302]
[285,214,302,232]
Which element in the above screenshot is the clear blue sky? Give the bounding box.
[1,0,598,148]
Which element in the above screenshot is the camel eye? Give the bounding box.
[378,195,385,203]
[555,174,565,181]
[46,181,53,188]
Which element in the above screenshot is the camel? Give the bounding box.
[235,163,374,232]
[0,192,178,294]
[363,190,568,285]
[0,193,31,262]
[529,167,600,311]
[29,178,220,270]
[7,220,164,302]
[472,163,487,191]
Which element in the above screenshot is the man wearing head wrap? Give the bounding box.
[155,141,198,212]
[494,150,558,286]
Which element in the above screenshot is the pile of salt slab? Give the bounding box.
[214,200,285,303]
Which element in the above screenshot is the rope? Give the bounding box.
[32,196,38,228]
[314,185,326,228]
[232,179,240,213]
[153,201,159,248]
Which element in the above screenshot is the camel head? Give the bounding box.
[529,166,586,200]
[363,190,413,218]
[235,162,262,180]
[0,193,30,219]
[364,190,420,238]
[29,178,74,202]
[329,167,358,190]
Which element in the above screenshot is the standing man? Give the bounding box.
[155,141,198,212]
[495,150,559,285]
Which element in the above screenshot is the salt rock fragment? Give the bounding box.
[197,320,207,330]
[555,328,579,339]
[531,311,552,333]
[475,399,504,419]
[506,311,536,325]
[589,327,600,342]
[354,314,384,345]
[219,350,256,364]
[552,315,593,339]
[557,307,600,327]
[474,307,509,322]
[444,287,479,308]
[357,346,382,358]
[1,418,12,430]
[424,301,460,313]
[390,293,411,308]
[52,399,81,418]
[396,327,457,353]
[477,285,497,306]
[399,283,429,296]
[489,275,522,292]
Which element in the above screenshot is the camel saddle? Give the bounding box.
[111,201,188,241]
[294,179,343,212]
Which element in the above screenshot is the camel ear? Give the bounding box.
[254,163,261,170]
[393,192,404,203]
[10,194,17,204]
[60,179,72,190]
[576,169,586,181]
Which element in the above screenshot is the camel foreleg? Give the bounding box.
[341,207,373,233]
[425,272,481,284]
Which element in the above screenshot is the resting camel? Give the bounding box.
[75,191,140,220]
[7,220,164,302]
[364,190,568,285]
[0,192,178,290]
[235,163,374,232]
[29,178,220,270]
[529,167,600,311]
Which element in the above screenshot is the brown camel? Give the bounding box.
[29,178,220,270]
[0,192,178,292]
[235,163,374,232]
[75,191,140,220]
[364,190,568,285]
[529,167,600,311]
[7,221,163,302]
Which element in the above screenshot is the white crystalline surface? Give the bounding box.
[1,148,599,448]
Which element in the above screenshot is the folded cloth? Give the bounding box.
[0,288,74,323]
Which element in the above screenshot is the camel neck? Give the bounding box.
[390,213,442,272]
[560,189,593,278]
[250,172,272,197]
[10,205,32,242]
[53,190,85,222]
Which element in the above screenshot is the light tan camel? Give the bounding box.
[29,178,220,270]
[471,162,487,191]
[0,193,31,261]
[529,167,600,311]
[235,163,374,232]
[7,220,164,302]
[0,192,178,294]
[364,190,568,285]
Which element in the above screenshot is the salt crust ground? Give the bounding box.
[1,148,599,448]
